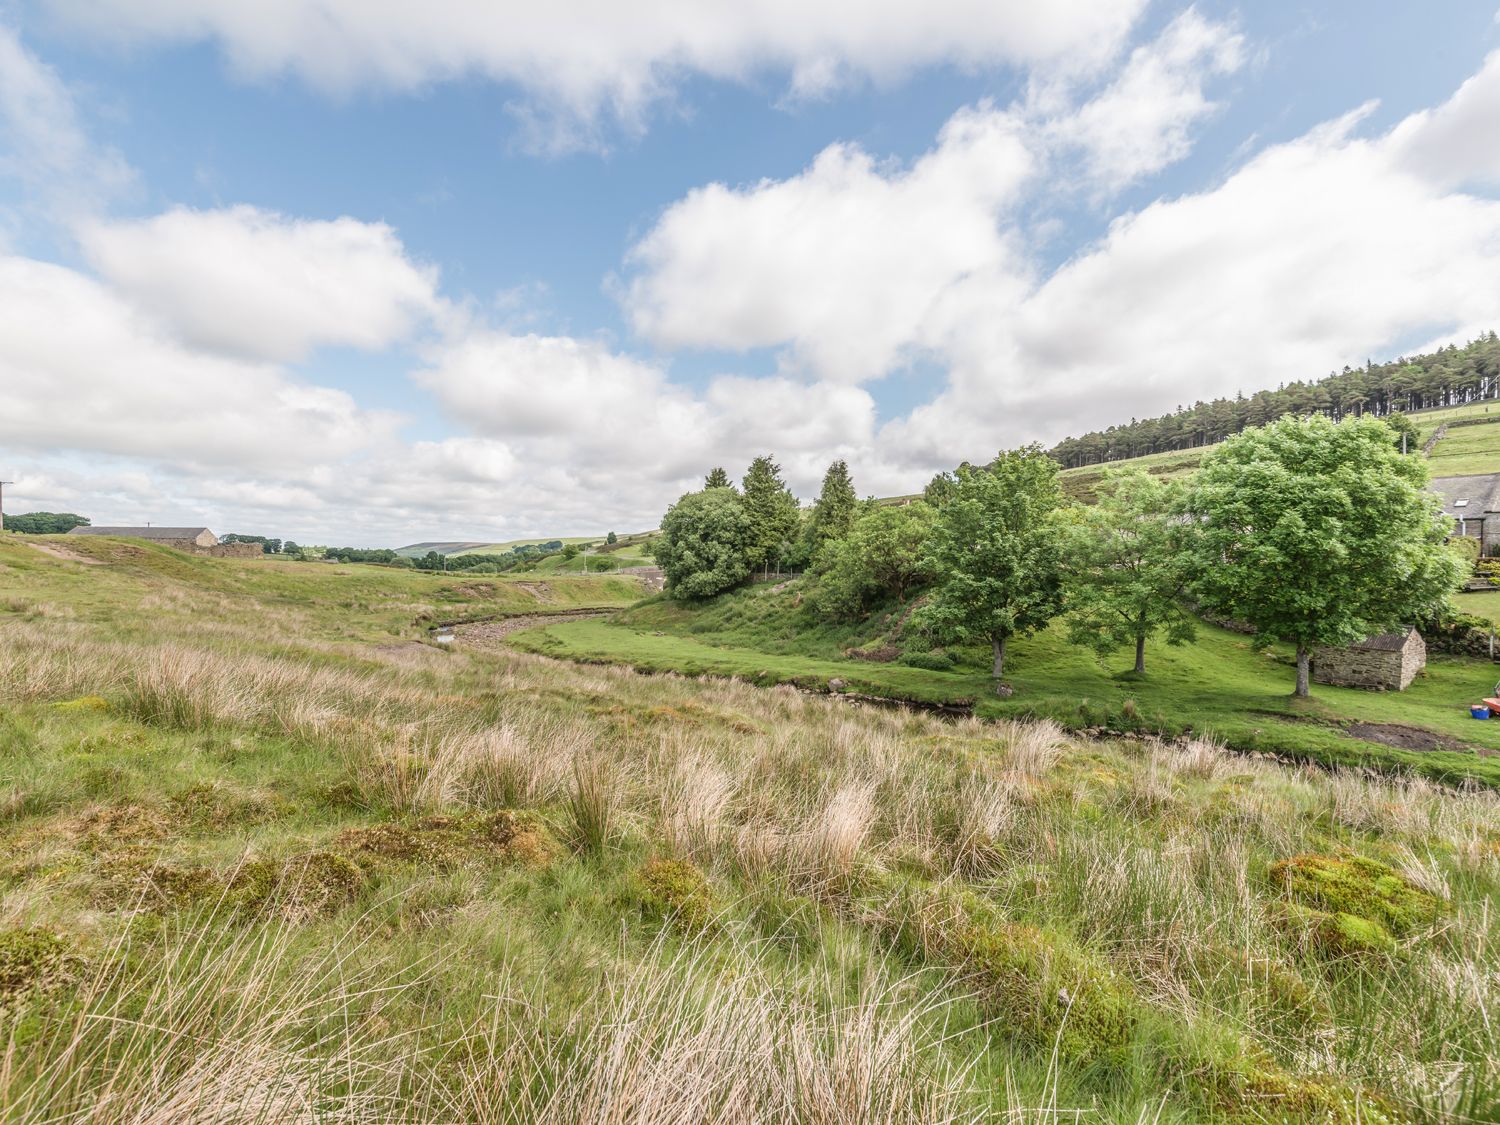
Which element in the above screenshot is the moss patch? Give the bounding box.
[902,890,1135,1067]
[634,857,713,930]
[0,928,81,1014]
[1269,853,1442,955]
[335,810,557,871]
[168,782,280,831]
[98,850,365,920]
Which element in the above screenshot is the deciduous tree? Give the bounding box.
[1062,470,1197,675]
[812,501,934,620]
[655,487,755,599]
[917,447,1064,690]
[1189,414,1464,697]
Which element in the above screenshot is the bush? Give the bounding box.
[899,650,956,671]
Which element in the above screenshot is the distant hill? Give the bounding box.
[395,532,657,559]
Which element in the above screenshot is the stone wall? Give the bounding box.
[205,543,264,559]
[1313,632,1425,691]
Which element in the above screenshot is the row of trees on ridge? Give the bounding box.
[1050,333,1500,467]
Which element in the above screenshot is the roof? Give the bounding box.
[1350,629,1418,652]
[68,526,213,539]
[1430,473,1500,517]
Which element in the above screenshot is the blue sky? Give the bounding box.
[3,2,1500,543]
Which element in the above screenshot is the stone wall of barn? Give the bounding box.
[205,543,265,559]
[1312,633,1425,691]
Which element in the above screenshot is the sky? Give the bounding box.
[2,2,1500,546]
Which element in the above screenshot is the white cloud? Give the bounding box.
[625,103,1035,382]
[1054,7,1244,188]
[79,206,442,361]
[621,12,1244,382]
[415,330,879,496]
[42,0,1147,148]
[1386,49,1500,188]
[882,101,1500,464]
[0,253,399,470]
[0,24,133,223]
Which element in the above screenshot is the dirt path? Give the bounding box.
[21,540,103,565]
[451,609,613,651]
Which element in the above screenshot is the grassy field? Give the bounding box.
[2,533,1498,1120]
[508,582,1500,789]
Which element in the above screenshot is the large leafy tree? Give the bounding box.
[806,460,859,552]
[1062,470,1198,675]
[5,512,90,534]
[655,487,755,599]
[1189,414,1464,697]
[812,501,934,621]
[740,455,800,575]
[917,447,1065,690]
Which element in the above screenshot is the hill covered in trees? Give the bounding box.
[1051,332,1500,468]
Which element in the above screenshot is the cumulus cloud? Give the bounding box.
[1386,49,1500,189]
[1052,6,1244,188]
[622,12,1244,382]
[0,253,399,470]
[0,24,133,222]
[79,206,443,361]
[42,0,1147,148]
[625,103,1035,381]
[415,330,880,501]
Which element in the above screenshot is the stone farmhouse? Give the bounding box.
[68,526,262,559]
[1313,628,1426,691]
[1431,473,1500,555]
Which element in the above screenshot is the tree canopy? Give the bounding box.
[704,467,732,490]
[4,512,90,535]
[655,487,756,600]
[1189,414,1465,696]
[811,501,934,621]
[806,460,858,554]
[1062,470,1198,675]
[740,455,800,574]
[917,447,1064,688]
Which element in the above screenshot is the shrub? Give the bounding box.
[899,650,955,671]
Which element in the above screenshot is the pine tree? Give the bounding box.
[807,460,858,551]
[740,455,800,575]
[704,467,732,489]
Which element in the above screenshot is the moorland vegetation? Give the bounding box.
[1,535,1497,1120]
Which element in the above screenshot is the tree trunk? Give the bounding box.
[1294,647,1311,698]
[1134,634,1146,675]
[991,635,1007,682]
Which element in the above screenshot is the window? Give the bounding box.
[1455,498,1470,508]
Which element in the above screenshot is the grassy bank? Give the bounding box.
[509,583,1500,788]
[2,540,1498,1120]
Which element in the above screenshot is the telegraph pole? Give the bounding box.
[0,481,11,533]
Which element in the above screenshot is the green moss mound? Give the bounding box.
[635,858,713,930]
[0,928,80,1013]
[101,850,365,920]
[336,810,557,871]
[897,890,1135,1067]
[1269,853,1442,958]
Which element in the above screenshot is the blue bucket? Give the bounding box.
[1472,705,1491,720]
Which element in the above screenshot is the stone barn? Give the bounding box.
[1312,628,1426,691]
[67,526,262,558]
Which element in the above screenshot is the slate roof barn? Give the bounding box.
[69,526,219,548]
[1313,628,1426,691]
